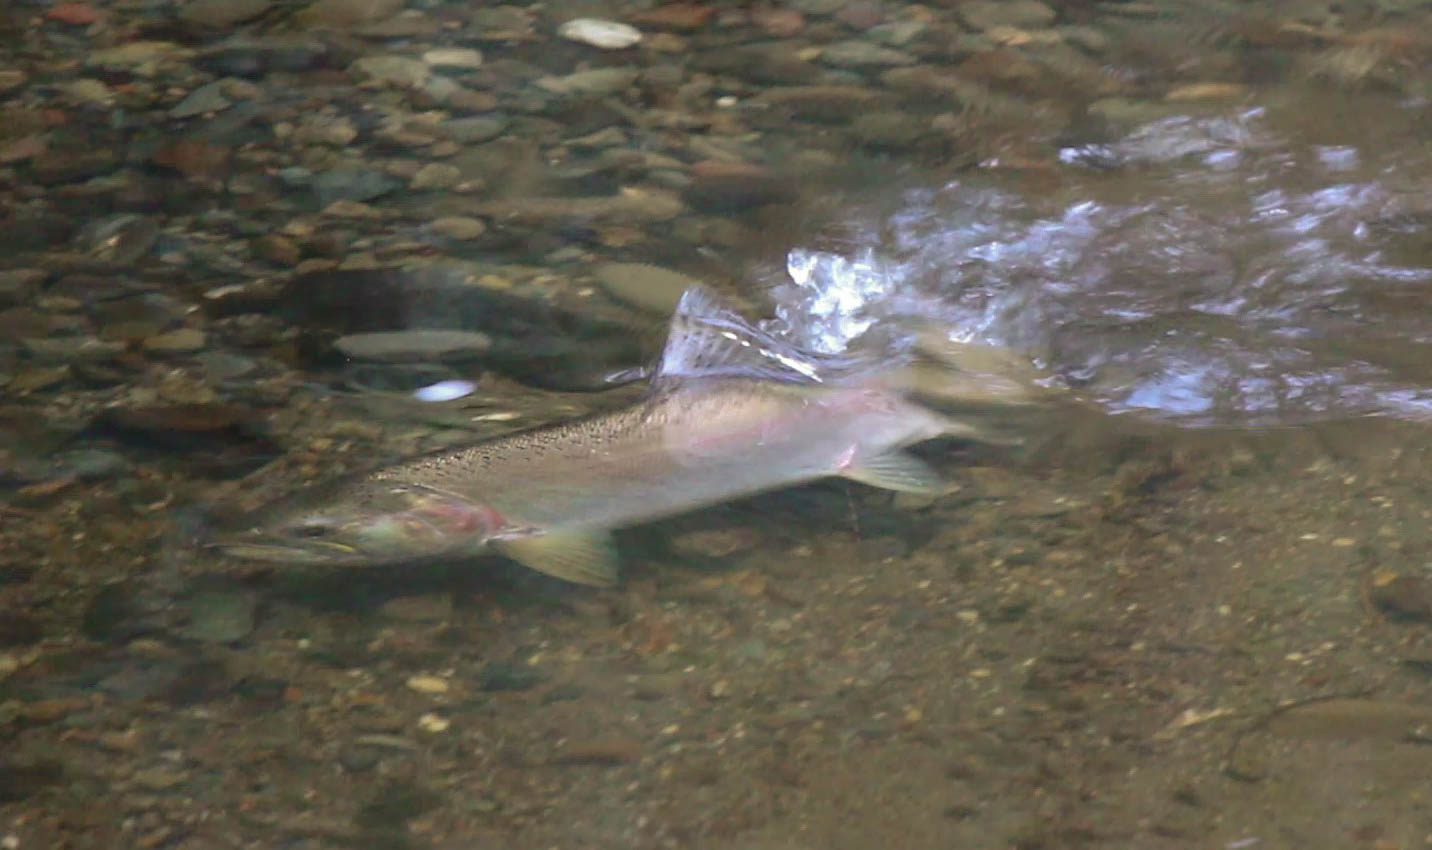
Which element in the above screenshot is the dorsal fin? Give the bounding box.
[654,286,894,386]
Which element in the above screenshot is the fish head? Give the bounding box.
[209,482,505,566]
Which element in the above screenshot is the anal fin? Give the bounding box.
[494,531,619,587]
[840,450,951,496]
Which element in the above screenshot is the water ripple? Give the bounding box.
[764,105,1432,427]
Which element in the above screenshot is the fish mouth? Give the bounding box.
[206,537,363,564]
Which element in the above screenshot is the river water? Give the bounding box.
[767,92,1432,426]
[5,1,1432,848]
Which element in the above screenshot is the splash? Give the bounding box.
[760,104,1432,427]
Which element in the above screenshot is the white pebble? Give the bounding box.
[422,48,483,69]
[413,380,476,402]
[558,18,643,49]
[406,674,450,694]
[417,713,450,732]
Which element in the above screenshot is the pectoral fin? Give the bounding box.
[494,531,619,587]
[840,450,952,496]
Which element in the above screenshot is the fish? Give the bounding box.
[208,287,1016,587]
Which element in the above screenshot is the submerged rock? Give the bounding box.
[334,329,493,361]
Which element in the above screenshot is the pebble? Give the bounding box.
[476,660,548,692]
[851,111,931,148]
[1165,82,1248,102]
[0,270,42,309]
[631,3,713,30]
[413,379,476,402]
[405,675,450,695]
[472,188,683,223]
[292,114,359,147]
[670,527,762,558]
[558,18,643,50]
[87,41,194,76]
[351,55,431,88]
[446,88,498,113]
[56,79,115,107]
[30,149,119,186]
[179,0,273,28]
[429,217,486,240]
[1370,574,1432,622]
[756,85,885,120]
[255,233,302,265]
[313,169,402,206]
[358,10,440,38]
[536,68,640,97]
[75,214,160,266]
[442,115,510,144]
[176,587,257,644]
[334,329,492,361]
[0,613,42,647]
[379,594,454,622]
[0,134,45,165]
[7,367,70,393]
[819,41,916,67]
[417,713,450,732]
[553,736,642,765]
[47,3,102,25]
[296,0,403,28]
[867,19,927,45]
[142,328,207,354]
[196,36,329,76]
[958,0,1056,31]
[754,8,805,36]
[22,337,127,363]
[131,768,188,792]
[682,164,798,213]
[833,1,878,28]
[410,162,461,190]
[194,351,258,381]
[592,262,700,315]
[422,47,483,69]
[170,82,232,118]
[1267,698,1432,741]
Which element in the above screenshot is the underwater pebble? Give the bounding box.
[592,262,701,315]
[417,713,450,732]
[413,380,476,402]
[142,328,207,354]
[422,47,482,68]
[335,330,491,361]
[406,674,450,694]
[429,216,486,240]
[554,736,642,765]
[558,18,643,49]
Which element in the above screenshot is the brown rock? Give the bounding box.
[631,3,714,30]
[752,8,804,36]
[682,161,798,213]
[0,134,47,164]
[554,736,643,765]
[152,139,231,180]
[254,233,302,265]
[445,88,498,113]
[1371,575,1432,622]
[296,0,402,28]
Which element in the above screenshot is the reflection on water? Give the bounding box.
[765,101,1432,426]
